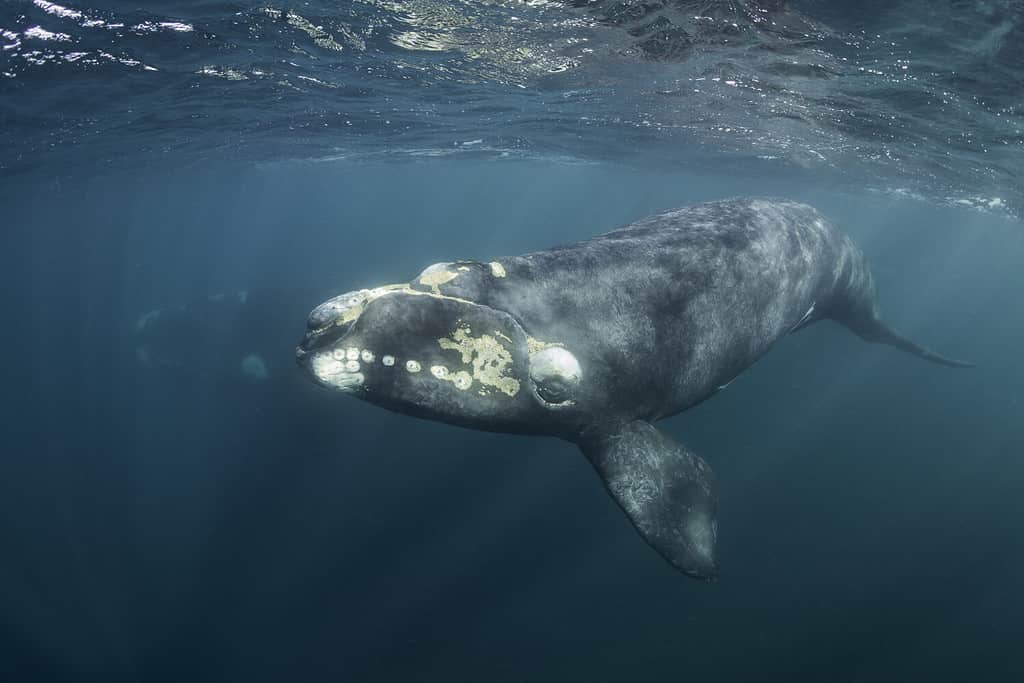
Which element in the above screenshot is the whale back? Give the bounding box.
[451,198,865,428]
[297,197,973,580]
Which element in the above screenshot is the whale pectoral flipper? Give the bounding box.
[579,421,719,579]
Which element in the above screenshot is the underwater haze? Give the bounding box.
[2,1,1024,682]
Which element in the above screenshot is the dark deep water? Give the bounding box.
[3,0,1024,681]
[2,161,1023,682]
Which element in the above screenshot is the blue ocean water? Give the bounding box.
[2,1,1023,682]
[3,0,1023,216]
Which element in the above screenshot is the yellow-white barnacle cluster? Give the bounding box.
[428,363,474,392]
[416,262,461,294]
[310,353,364,391]
[451,372,473,390]
[313,340,441,390]
[313,258,510,338]
[329,346,363,374]
[526,336,562,355]
[438,323,520,397]
[307,285,407,338]
[313,343,397,391]
[309,266,479,340]
[310,258,520,395]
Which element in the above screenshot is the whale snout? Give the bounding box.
[296,325,372,393]
[296,284,563,432]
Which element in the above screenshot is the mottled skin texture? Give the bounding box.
[443,199,875,433]
[297,198,969,580]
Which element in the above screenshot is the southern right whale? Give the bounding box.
[296,197,972,580]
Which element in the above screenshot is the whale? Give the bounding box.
[295,198,971,580]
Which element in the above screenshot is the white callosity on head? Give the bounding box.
[416,262,459,294]
[406,360,421,373]
[489,261,506,278]
[360,349,375,363]
[428,362,473,392]
[346,347,360,361]
[306,276,485,346]
[529,346,581,405]
[310,352,364,391]
[437,325,520,397]
[308,290,371,331]
[382,355,395,367]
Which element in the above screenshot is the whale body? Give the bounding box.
[296,198,971,579]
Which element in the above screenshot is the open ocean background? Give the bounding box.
[2,1,1023,681]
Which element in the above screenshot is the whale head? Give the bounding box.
[296,269,577,434]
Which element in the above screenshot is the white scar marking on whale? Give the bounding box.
[311,353,363,391]
[790,302,816,333]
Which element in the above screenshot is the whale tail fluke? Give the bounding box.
[579,421,719,580]
[846,315,975,368]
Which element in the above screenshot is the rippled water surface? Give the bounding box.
[2,1,1022,216]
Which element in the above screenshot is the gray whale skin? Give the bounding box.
[296,198,971,580]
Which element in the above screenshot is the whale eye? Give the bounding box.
[529,347,581,405]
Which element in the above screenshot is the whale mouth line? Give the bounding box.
[300,318,353,354]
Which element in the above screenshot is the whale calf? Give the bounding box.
[296,198,971,579]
